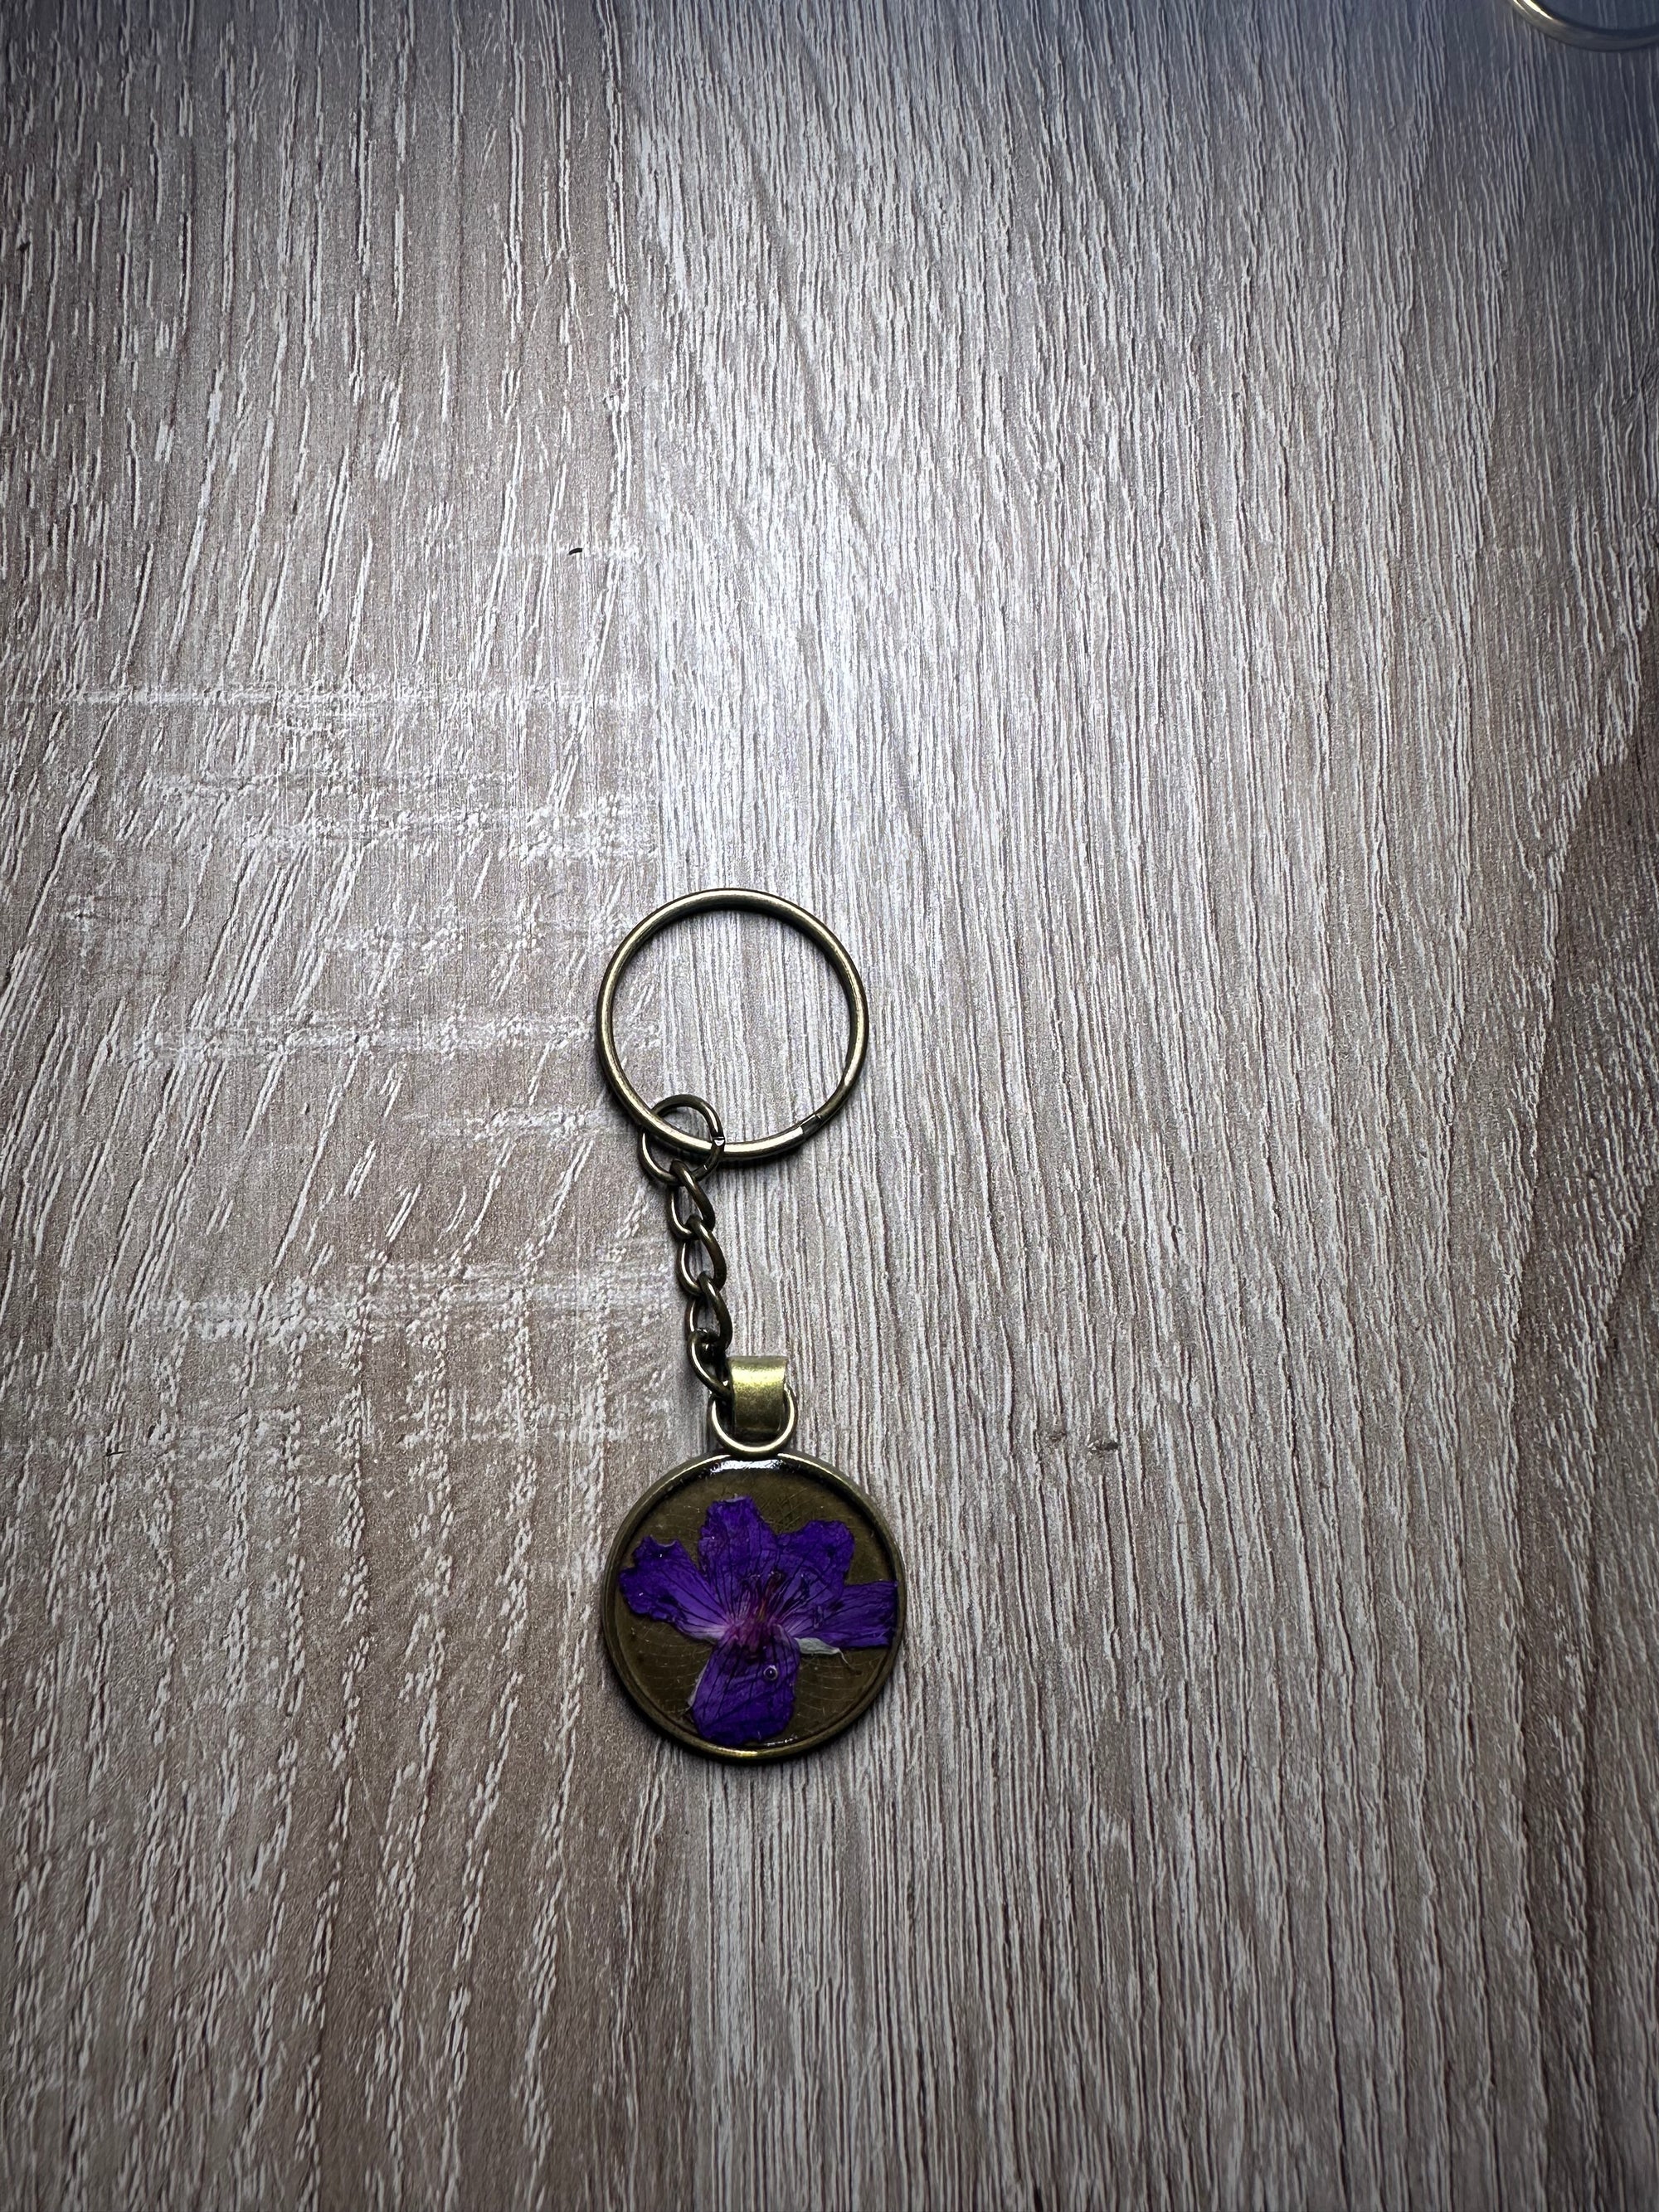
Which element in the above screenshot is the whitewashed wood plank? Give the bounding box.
[625,3,1659,2207]
[0,4,688,2208]
[3,0,1658,2205]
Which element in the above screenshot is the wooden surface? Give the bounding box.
[3,2,1658,2205]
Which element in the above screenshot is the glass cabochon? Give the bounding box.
[601,1451,906,1762]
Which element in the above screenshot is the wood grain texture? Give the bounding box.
[2,2,1657,2206]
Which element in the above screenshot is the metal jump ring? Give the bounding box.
[596,891,869,1168]
[1509,0,1659,47]
[639,1094,726,1183]
[708,1383,798,1459]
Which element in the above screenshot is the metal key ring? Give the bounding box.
[1508,0,1659,46]
[596,889,869,1167]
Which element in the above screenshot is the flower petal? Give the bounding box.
[691,1626,800,1747]
[618,1536,728,1641]
[812,1579,898,1650]
[771,1518,855,1636]
[697,1496,778,1615]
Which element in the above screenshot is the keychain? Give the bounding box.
[594,889,905,1761]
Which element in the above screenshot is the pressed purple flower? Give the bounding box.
[619,1495,898,1748]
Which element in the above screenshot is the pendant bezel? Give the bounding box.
[601,1446,907,1763]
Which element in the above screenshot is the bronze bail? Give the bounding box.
[711,1353,797,1457]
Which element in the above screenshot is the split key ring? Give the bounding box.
[594,888,869,1169]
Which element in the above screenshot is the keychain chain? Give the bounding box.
[638,1092,734,1410]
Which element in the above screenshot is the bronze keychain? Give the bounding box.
[594,889,905,1762]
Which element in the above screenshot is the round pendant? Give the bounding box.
[601,1449,906,1762]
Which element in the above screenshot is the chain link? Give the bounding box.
[640,1094,735,1407]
